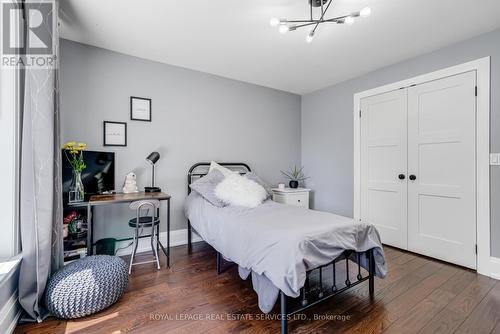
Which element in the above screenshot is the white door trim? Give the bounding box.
[353,57,491,277]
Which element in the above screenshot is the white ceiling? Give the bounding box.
[60,0,500,95]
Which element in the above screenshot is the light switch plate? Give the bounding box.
[490,153,500,166]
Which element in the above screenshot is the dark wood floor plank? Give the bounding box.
[298,256,444,334]
[381,246,406,261]
[418,272,496,334]
[382,270,476,334]
[383,264,459,318]
[491,319,500,334]
[287,254,432,334]
[14,243,498,334]
[454,281,500,334]
[390,251,418,266]
[326,261,445,334]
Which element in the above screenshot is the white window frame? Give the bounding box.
[353,57,492,278]
[0,1,21,261]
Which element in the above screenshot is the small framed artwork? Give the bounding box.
[130,96,152,122]
[103,121,127,146]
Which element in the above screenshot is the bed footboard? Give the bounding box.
[280,248,376,334]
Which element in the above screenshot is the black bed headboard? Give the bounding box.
[187,162,251,194]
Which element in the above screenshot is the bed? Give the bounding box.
[185,162,387,334]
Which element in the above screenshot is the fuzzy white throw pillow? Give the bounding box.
[215,173,267,208]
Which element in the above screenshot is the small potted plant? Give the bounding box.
[281,166,309,189]
[63,141,87,203]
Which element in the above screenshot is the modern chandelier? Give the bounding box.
[270,0,372,43]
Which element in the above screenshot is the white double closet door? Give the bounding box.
[360,71,477,269]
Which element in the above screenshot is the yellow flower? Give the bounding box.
[77,143,86,150]
[64,141,77,150]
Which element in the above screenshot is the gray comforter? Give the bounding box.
[185,192,387,313]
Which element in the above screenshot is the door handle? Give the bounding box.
[409,174,416,181]
[398,174,405,180]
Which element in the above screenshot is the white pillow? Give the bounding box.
[209,161,234,176]
[215,173,267,208]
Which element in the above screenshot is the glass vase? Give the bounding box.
[69,170,85,203]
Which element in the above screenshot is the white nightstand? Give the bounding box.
[271,188,311,208]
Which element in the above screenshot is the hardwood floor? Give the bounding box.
[15,243,500,334]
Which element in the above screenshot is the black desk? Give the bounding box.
[83,192,171,267]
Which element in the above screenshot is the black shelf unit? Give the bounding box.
[63,202,89,263]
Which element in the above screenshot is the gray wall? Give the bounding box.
[60,39,301,239]
[302,28,500,256]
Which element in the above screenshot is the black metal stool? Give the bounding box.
[128,200,160,274]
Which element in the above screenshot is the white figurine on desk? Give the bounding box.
[123,172,139,193]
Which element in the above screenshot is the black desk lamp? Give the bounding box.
[145,151,161,193]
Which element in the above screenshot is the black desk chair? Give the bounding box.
[128,200,161,274]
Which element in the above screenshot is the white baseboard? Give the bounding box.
[115,228,202,257]
[483,256,500,280]
[0,290,21,334]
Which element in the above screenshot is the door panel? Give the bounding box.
[407,71,476,269]
[360,89,407,248]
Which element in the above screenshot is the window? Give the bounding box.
[0,28,21,261]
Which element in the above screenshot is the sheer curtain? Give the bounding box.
[18,0,63,322]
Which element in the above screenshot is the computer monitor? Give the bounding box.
[62,150,115,203]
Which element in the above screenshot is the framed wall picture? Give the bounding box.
[130,96,152,121]
[103,121,127,146]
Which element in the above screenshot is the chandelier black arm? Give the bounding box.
[294,22,321,29]
[286,20,322,24]
[272,0,370,38]
[312,0,334,33]
[284,2,362,31]
[323,14,352,23]
[300,14,354,23]
[286,13,352,25]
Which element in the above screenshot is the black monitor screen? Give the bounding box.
[62,150,115,202]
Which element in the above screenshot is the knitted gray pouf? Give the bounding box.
[46,255,128,319]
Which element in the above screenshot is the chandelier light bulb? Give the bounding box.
[279,25,290,34]
[267,1,373,41]
[306,31,315,43]
[270,17,280,27]
[360,7,372,17]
